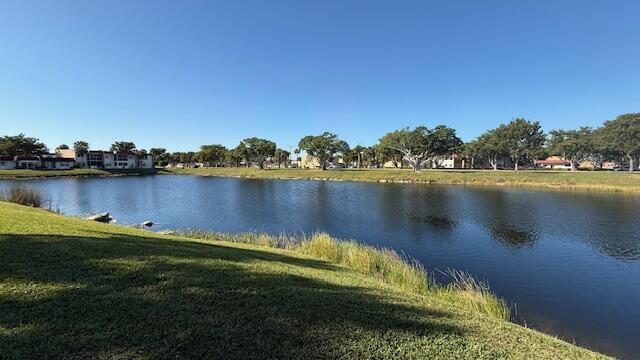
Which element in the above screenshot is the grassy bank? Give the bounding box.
[0,202,607,358]
[160,167,640,193]
[174,230,510,321]
[0,168,157,179]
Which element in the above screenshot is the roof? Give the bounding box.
[15,156,40,161]
[0,155,14,161]
[41,157,75,162]
[534,158,570,165]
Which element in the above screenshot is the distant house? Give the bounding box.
[41,157,75,169]
[0,155,74,169]
[137,154,154,169]
[60,149,154,169]
[534,156,571,170]
[15,156,41,169]
[383,160,410,168]
[432,154,465,169]
[0,156,16,169]
[299,155,345,169]
[57,149,86,167]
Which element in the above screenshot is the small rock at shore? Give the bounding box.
[85,212,111,222]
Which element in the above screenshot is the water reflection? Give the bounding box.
[490,226,539,248]
[410,214,458,231]
[597,238,640,261]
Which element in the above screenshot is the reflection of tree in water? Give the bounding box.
[596,238,640,261]
[490,226,539,248]
[400,186,463,239]
[466,189,541,249]
[410,214,458,231]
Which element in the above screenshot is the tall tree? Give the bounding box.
[177,152,196,165]
[73,141,89,156]
[376,143,403,168]
[169,152,182,166]
[379,127,429,172]
[600,113,640,172]
[427,125,464,166]
[298,132,349,170]
[225,147,244,167]
[273,149,291,168]
[547,127,595,171]
[197,144,227,167]
[379,125,462,172]
[474,130,507,170]
[363,146,379,168]
[149,148,166,157]
[588,128,617,169]
[238,138,276,169]
[501,119,545,171]
[348,145,367,168]
[460,140,482,169]
[149,148,167,166]
[0,134,48,156]
[110,141,136,153]
[56,144,69,150]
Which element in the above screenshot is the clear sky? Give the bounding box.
[1,0,638,152]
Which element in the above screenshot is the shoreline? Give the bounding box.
[0,168,157,180]
[158,168,640,194]
[2,167,639,194]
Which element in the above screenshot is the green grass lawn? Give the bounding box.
[0,202,607,359]
[0,168,156,179]
[161,167,640,193]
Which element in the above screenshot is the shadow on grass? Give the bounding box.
[0,233,466,359]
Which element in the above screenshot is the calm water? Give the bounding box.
[2,176,639,358]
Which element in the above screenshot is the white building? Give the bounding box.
[0,155,75,169]
[137,155,154,169]
[0,156,16,169]
[432,154,464,169]
[41,157,76,169]
[15,156,41,169]
[63,149,154,169]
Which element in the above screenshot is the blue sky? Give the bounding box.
[1,0,638,152]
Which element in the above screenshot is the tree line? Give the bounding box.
[2,113,639,172]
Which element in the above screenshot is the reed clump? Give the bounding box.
[0,184,43,207]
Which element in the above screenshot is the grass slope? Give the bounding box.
[160,167,640,193]
[0,203,607,359]
[0,168,156,179]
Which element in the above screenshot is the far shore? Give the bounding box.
[1,167,639,193]
[0,168,157,179]
[162,167,640,193]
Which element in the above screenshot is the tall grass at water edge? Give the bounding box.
[172,229,511,321]
[0,184,61,212]
[0,184,43,207]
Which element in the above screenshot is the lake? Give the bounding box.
[1,175,639,358]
